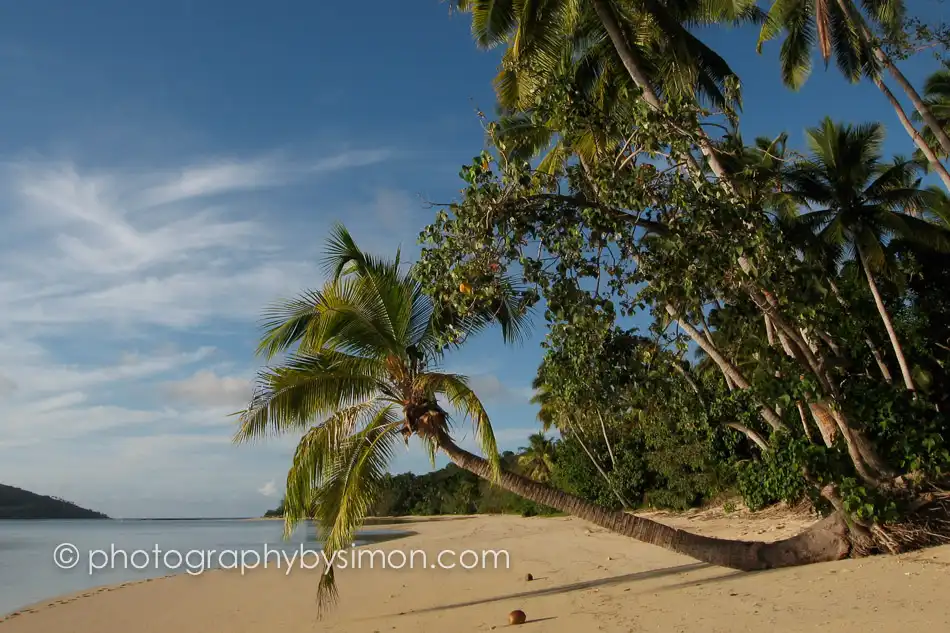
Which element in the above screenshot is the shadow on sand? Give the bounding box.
[362,516,476,526]
[392,561,714,615]
[355,516,476,544]
[354,530,419,545]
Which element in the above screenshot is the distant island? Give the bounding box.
[0,483,109,519]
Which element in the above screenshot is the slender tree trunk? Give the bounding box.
[867,336,894,384]
[596,410,618,469]
[727,423,770,452]
[672,362,704,403]
[698,312,733,390]
[830,0,950,184]
[879,54,950,158]
[858,246,916,392]
[797,401,816,443]
[666,305,787,432]
[564,415,631,510]
[765,314,776,346]
[440,437,851,570]
[871,75,950,191]
[828,277,893,383]
[815,330,843,358]
[589,0,730,180]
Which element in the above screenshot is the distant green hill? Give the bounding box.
[0,483,109,519]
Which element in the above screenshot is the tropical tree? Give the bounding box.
[456,0,762,180]
[913,62,950,163]
[234,224,531,603]
[785,117,948,392]
[518,432,557,481]
[237,224,860,613]
[757,0,950,190]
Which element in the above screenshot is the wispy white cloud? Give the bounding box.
[136,149,393,208]
[0,146,538,518]
[464,373,534,404]
[0,148,399,516]
[0,148,398,334]
[140,158,289,207]
[257,481,278,497]
[163,370,253,409]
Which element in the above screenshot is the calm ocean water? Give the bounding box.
[0,519,348,616]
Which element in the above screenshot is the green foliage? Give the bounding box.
[417,80,950,530]
[838,477,900,524]
[371,459,558,518]
[550,434,649,511]
[234,225,533,608]
[845,378,950,475]
[735,438,813,510]
[372,466,481,516]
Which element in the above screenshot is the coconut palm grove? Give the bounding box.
[236,0,950,608]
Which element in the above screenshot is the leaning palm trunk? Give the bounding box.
[858,246,916,392]
[590,0,729,181]
[871,75,950,191]
[828,278,894,383]
[831,0,950,176]
[666,305,786,432]
[440,436,851,570]
[878,53,950,159]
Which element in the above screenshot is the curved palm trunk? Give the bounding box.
[439,437,851,570]
[858,246,916,392]
[808,402,838,448]
[589,0,729,181]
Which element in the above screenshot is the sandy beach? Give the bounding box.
[2,511,948,632]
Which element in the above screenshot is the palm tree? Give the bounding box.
[457,0,762,180]
[912,62,950,163]
[925,187,950,230]
[757,0,950,190]
[529,378,559,433]
[785,118,949,392]
[236,225,854,610]
[518,433,557,481]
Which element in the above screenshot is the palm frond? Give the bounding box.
[458,0,518,49]
[417,372,501,478]
[309,407,401,610]
[234,353,383,441]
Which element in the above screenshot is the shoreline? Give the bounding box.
[3,512,948,631]
[0,520,424,620]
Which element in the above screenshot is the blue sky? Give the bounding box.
[0,1,945,518]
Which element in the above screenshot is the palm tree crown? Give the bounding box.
[913,62,950,161]
[786,117,948,391]
[234,225,528,606]
[786,117,934,270]
[458,0,757,111]
[518,432,557,481]
[757,0,903,90]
